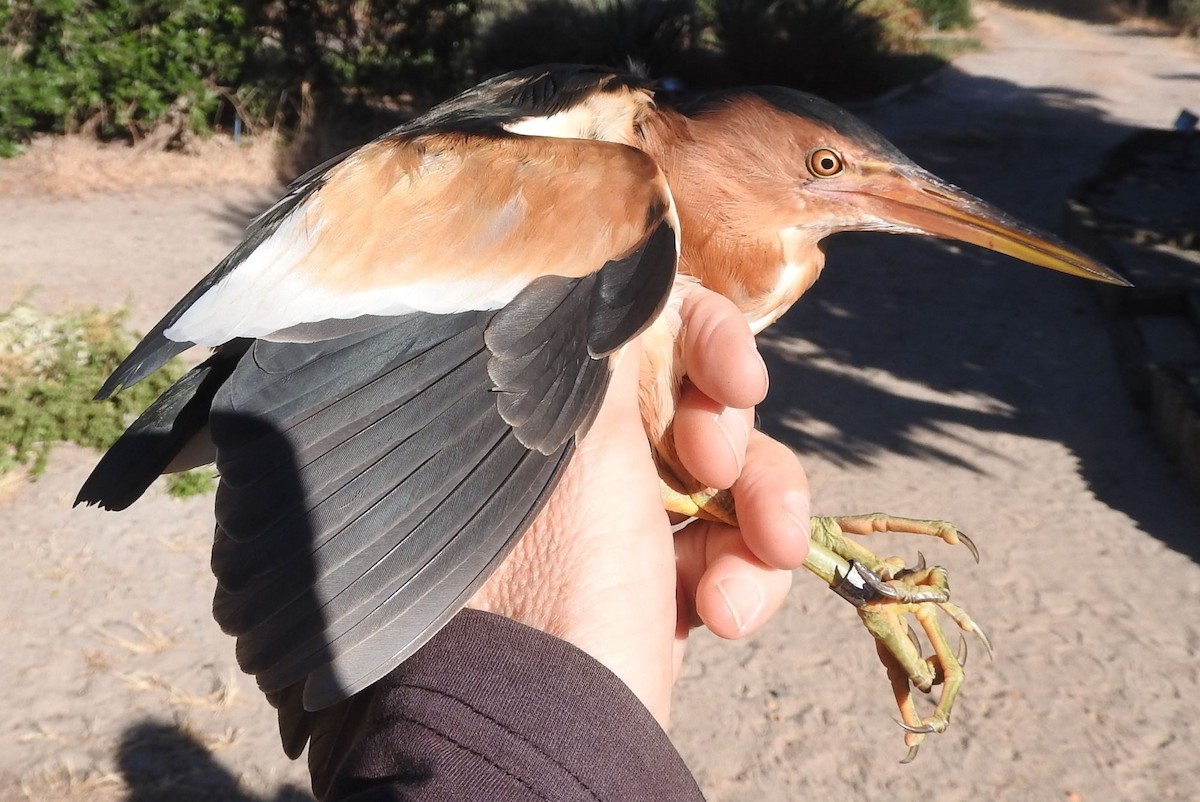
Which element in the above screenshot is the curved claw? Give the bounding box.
[944,609,993,661]
[957,530,980,563]
[975,624,995,662]
[900,743,921,764]
[895,718,937,735]
[914,551,927,572]
[957,633,968,667]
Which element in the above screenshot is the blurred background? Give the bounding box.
[2,1,1199,800]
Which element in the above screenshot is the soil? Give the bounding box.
[3,4,1199,801]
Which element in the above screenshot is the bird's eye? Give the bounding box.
[808,148,844,178]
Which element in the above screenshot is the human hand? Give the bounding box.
[468,284,810,726]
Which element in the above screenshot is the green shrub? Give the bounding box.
[1176,0,1200,29]
[165,468,217,498]
[477,0,948,99]
[0,304,206,498]
[1,0,965,156]
[0,0,254,154]
[247,0,479,113]
[476,0,699,78]
[716,0,895,97]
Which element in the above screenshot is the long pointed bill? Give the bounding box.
[840,163,1131,286]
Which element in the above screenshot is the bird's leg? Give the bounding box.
[660,478,738,524]
[664,485,990,759]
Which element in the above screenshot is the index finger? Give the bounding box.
[678,285,768,410]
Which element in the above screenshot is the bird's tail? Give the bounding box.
[75,341,250,511]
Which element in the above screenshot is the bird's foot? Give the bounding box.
[657,493,992,761]
[809,514,991,762]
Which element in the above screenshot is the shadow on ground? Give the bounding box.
[118,722,312,802]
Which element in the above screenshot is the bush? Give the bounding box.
[476,0,699,78]
[715,0,900,98]
[477,0,949,99]
[1129,0,1200,30]
[0,303,217,497]
[909,0,973,29]
[0,305,172,475]
[0,0,255,154]
[248,0,479,112]
[1,0,966,157]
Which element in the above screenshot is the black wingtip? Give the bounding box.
[93,376,124,401]
[96,333,195,400]
[79,345,244,512]
[75,469,145,512]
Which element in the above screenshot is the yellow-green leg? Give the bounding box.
[664,486,991,761]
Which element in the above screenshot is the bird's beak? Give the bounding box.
[832,162,1130,286]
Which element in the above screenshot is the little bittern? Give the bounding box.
[78,65,1126,766]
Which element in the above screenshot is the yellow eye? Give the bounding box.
[808,147,844,178]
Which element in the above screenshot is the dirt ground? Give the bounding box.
[3,3,1199,801]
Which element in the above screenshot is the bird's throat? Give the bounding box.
[743,242,826,333]
[636,108,825,332]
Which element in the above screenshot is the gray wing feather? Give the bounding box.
[208,264,643,714]
[208,309,570,709]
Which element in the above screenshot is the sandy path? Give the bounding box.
[2,4,1198,801]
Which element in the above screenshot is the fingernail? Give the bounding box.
[717,575,764,634]
[784,491,811,541]
[715,407,749,474]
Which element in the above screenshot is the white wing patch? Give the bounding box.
[165,124,669,348]
[503,89,649,146]
[164,197,531,346]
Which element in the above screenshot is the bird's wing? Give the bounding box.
[174,131,677,713]
[95,126,671,395]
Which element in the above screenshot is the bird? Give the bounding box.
[76,64,1127,773]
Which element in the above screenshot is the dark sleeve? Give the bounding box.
[321,609,705,802]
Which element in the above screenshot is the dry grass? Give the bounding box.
[0,468,25,502]
[14,722,72,748]
[0,133,282,198]
[12,722,251,802]
[17,764,123,802]
[115,669,240,712]
[94,619,176,656]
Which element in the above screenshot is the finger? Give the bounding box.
[679,285,768,410]
[731,430,810,570]
[676,522,794,639]
[672,380,754,489]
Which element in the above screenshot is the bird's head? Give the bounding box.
[659,86,1128,289]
